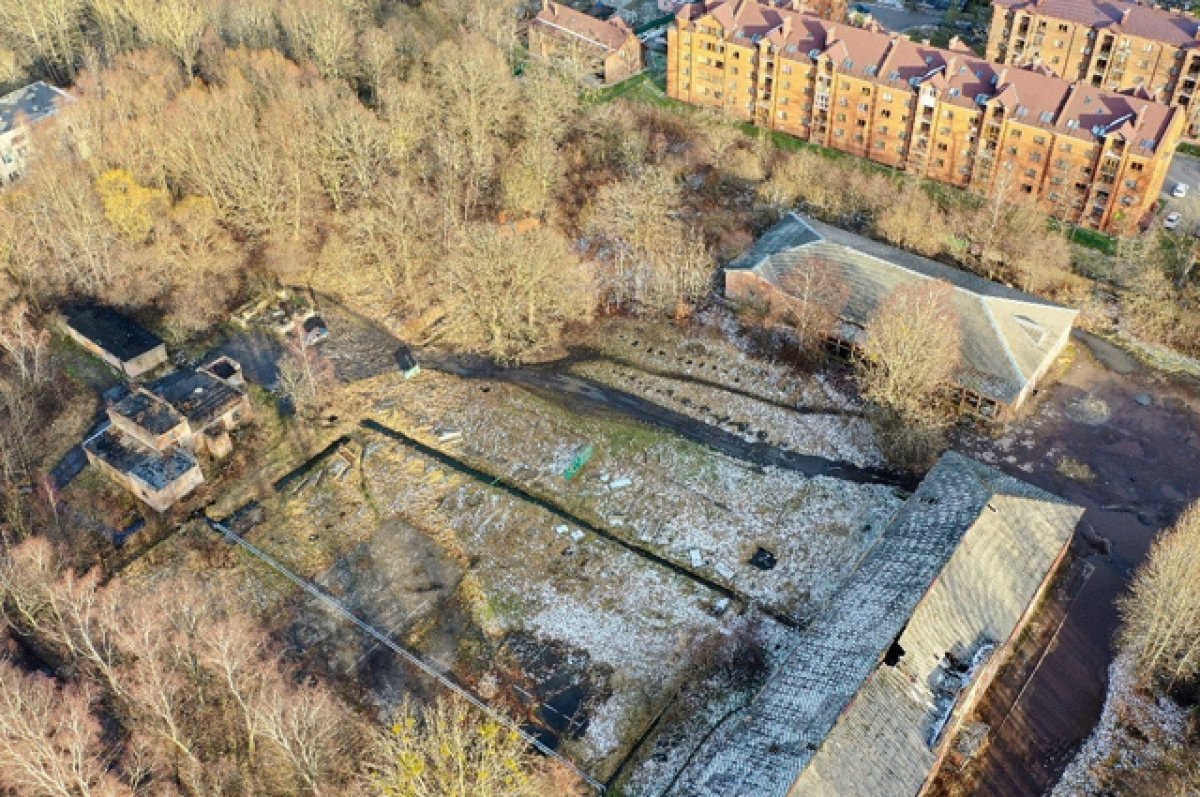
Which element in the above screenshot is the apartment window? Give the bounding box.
[875,141,886,150]
[880,108,892,118]
[838,97,849,107]
[840,80,850,89]
[944,111,955,120]
[1048,191,1061,201]
[960,166,971,175]
[835,128,846,137]
[879,125,889,134]
[681,81,690,91]
[1051,56,1060,65]
[778,110,788,120]
[783,81,791,90]
[1022,184,1034,193]
[1054,39,1064,48]
[1124,179,1137,189]
[1130,162,1144,171]
[937,142,949,151]
[1051,175,1065,185]
[836,113,847,122]
[854,133,864,143]
[1030,152,1043,163]
[783,65,792,75]
[731,67,739,75]
[1058,23,1068,32]
[1145,43,1154,52]
[1025,168,1037,177]
[935,158,946,167]
[1033,135,1046,144]
[1007,146,1019,155]
[882,92,892,102]
[1010,129,1022,139]
[1062,143,1073,153]
[857,102,868,112]
[939,126,951,135]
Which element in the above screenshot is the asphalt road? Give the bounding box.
[860,3,943,31]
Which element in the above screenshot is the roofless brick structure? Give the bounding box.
[667,0,1183,233]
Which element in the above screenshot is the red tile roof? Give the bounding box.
[533,1,636,52]
[676,0,1180,152]
[993,0,1200,49]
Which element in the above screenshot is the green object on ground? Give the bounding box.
[563,444,594,480]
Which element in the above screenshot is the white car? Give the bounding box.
[1164,211,1183,229]
[1173,182,1190,198]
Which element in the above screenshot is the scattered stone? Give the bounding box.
[689,548,704,569]
[569,529,586,542]
[711,597,731,616]
[714,562,735,580]
[1134,393,1153,407]
[554,524,569,535]
[609,477,633,490]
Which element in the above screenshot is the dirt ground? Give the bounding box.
[930,332,1200,796]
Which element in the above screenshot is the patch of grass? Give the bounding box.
[1065,225,1118,255]
[1178,141,1200,158]
[1056,455,1096,481]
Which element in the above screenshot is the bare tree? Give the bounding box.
[856,280,961,468]
[874,181,948,258]
[438,224,595,363]
[367,697,580,797]
[0,660,127,797]
[1119,501,1200,689]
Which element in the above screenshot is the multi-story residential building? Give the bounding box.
[987,0,1200,137]
[0,81,71,187]
[529,1,646,85]
[666,0,1183,233]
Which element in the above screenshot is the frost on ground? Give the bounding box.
[571,359,882,468]
[364,371,901,621]
[1052,653,1189,796]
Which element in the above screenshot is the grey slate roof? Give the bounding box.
[0,81,70,136]
[726,214,1078,404]
[668,452,1081,797]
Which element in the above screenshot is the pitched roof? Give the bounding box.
[66,307,164,363]
[676,0,1180,153]
[727,214,1079,404]
[0,81,70,136]
[668,452,1082,797]
[994,0,1200,49]
[533,1,636,52]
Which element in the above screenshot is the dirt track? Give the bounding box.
[941,332,1200,796]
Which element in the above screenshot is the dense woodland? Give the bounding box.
[0,0,1198,793]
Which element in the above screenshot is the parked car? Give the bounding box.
[1173,182,1190,198]
[1164,211,1183,229]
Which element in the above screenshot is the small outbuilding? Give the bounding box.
[64,307,167,378]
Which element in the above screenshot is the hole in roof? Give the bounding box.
[884,637,906,667]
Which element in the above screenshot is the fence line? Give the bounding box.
[205,517,605,793]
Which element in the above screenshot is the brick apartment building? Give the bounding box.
[986,0,1200,137]
[666,0,1183,233]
